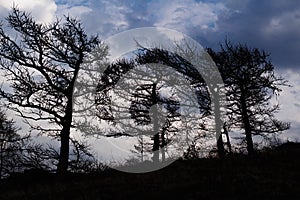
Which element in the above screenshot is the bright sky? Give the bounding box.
[0,0,299,162]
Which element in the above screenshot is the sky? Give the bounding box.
[0,0,299,161]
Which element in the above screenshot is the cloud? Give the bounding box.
[2,0,298,69]
[0,0,57,23]
[54,0,229,39]
[57,5,93,18]
[56,0,132,36]
[54,0,300,70]
[150,0,227,34]
[273,69,300,139]
[207,0,300,69]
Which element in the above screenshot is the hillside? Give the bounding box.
[1,142,300,200]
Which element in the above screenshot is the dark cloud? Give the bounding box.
[88,0,300,70]
[205,0,300,69]
[1,0,298,73]
[1,0,296,69]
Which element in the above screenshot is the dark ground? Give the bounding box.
[1,142,300,200]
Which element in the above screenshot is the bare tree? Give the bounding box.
[130,136,152,162]
[207,41,290,155]
[136,47,227,158]
[95,47,215,162]
[0,8,104,174]
[129,82,180,162]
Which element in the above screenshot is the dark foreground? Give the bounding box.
[1,143,300,200]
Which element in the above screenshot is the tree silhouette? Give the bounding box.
[0,8,102,174]
[129,83,180,162]
[95,47,218,161]
[0,109,24,179]
[135,47,230,158]
[130,135,152,162]
[0,109,50,179]
[207,41,290,155]
[136,47,227,157]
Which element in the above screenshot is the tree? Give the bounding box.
[0,110,48,179]
[135,47,227,158]
[95,46,218,162]
[68,139,99,173]
[134,47,228,158]
[129,83,180,162]
[130,135,152,162]
[0,8,103,174]
[0,109,23,179]
[207,41,290,155]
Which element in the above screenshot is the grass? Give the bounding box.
[0,142,300,200]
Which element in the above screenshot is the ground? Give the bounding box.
[0,142,300,200]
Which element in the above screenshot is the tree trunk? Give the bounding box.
[217,136,225,158]
[223,123,232,153]
[240,90,254,155]
[161,132,166,162]
[57,128,70,175]
[141,136,144,163]
[57,98,73,175]
[212,88,225,158]
[151,83,160,163]
[152,133,159,162]
[0,144,3,179]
